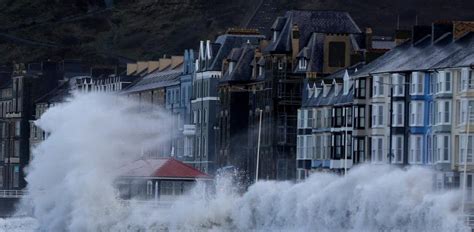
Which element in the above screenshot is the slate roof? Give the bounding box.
[221,44,255,83]
[119,158,211,179]
[121,63,183,94]
[205,34,265,71]
[353,32,474,78]
[266,10,362,54]
[304,84,354,108]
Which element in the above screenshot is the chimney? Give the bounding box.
[453,21,474,40]
[136,61,148,75]
[412,25,431,45]
[291,24,300,61]
[158,58,171,71]
[171,56,184,69]
[432,21,453,43]
[394,30,411,46]
[365,27,373,50]
[147,61,160,73]
[126,63,137,76]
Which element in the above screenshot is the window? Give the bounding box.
[335,108,343,127]
[0,166,3,188]
[307,110,314,128]
[435,135,450,163]
[354,106,365,129]
[436,100,451,124]
[346,107,352,127]
[460,135,474,164]
[392,136,404,163]
[409,135,422,164]
[392,102,404,126]
[460,100,474,125]
[315,109,322,128]
[372,76,384,97]
[355,79,366,98]
[372,104,384,127]
[393,74,404,96]
[160,181,174,195]
[277,60,283,70]
[371,137,384,163]
[315,135,323,160]
[193,110,198,124]
[328,42,346,67]
[427,136,432,164]
[12,165,19,188]
[436,71,452,93]
[353,137,366,163]
[410,72,424,95]
[15,121,20,136]
[298,59,307,70]
[147,181,153,196]
[409,101,424,126]
[446,72,451,92]
[13,140,20,157]
[297,136,304,159]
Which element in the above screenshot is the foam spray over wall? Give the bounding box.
[9,93,470,232]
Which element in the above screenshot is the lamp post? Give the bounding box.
[461,104,472,216]
[256,108,263,182]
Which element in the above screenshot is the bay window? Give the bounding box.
[371,136,385,163]
[410,72,424,95]
[372,104,384,127]
[392,74,404,96]
[372,76,384,97]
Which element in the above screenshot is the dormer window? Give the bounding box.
[298,58,307,70]
[258,66,263,76]
[278,60,283,70]
[273,31,279,42]
[228,62,235,73]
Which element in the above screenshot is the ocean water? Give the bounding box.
[2,93,470,232]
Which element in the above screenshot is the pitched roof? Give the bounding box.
[203,34,265,71]
[266,10,362,54]
[353,32,474,78]
[119,158,211,179]
[221,43,255,83]
[121,63,183,94]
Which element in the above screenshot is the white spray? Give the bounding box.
[7,93,470,232]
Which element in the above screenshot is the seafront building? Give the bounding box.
[296,21,474,195]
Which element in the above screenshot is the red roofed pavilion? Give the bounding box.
[116,158,212,201]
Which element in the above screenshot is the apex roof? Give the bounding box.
[119,158,211,180]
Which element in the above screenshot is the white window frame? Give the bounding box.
[371,136,385,163]
[392,74,405,97]
[372,104,385,127]
[298,58,307,70]
[409,101,424,126]
[392,102,404,126]
[409,135,423,164]
[410,72,424,95]
[436,100,451,125]
[372,76,385,97]
[435,134,450,163]
[392,135,404,164]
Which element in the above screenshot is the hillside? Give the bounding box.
[0,0,472,64]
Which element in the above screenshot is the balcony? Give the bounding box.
[329,159,353,169]
[183,124,196,136]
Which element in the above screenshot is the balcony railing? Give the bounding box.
[0,190,28,198]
